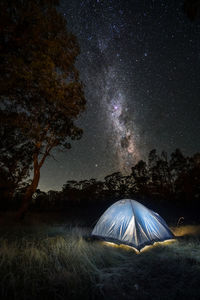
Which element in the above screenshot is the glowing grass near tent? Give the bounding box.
[0,224,200,299]
[101,238,176,253]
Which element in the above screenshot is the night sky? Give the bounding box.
[39,0,200,192]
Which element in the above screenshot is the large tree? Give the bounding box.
[0,0,86,218]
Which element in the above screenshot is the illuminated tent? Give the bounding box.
[92,199,174,250]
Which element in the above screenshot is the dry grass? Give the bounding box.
[0,224,200,300]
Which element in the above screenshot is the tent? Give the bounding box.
[92,199,174,250]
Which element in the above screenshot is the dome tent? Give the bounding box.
[92,199,174,251]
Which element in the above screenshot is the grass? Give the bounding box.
[0,224,200,300]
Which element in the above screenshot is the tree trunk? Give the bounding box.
[16,155,40,220]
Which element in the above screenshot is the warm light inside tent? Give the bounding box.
[140,239,176,252]
[101,238,176,253]
[101,241,140,253]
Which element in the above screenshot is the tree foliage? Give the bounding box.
[0,0,86,216]
[0,113,33,202]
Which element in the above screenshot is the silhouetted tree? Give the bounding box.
[131,160,149,195]
[31,149,200,212]
[0,0,86,218]
[170,149,188,186]
[105,172,123,193]
[0,119,33,202]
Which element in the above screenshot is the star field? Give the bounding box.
[39,0,200,191]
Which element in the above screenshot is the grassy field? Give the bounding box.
[0,222,200,300]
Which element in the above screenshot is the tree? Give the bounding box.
[147,150,173,198]
[0,0,86,218]
[131,160,149,195]
[105,172,123,192]
[170,149,188,181]
[0,116,33,203]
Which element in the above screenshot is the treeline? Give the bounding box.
[1,149,199,211]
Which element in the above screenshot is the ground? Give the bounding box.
[0,213,200,300]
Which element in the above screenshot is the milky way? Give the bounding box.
[38,0,200,191]
[64,0,142,172]
[99,65,140,172]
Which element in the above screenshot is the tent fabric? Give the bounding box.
[92,199,174,250]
